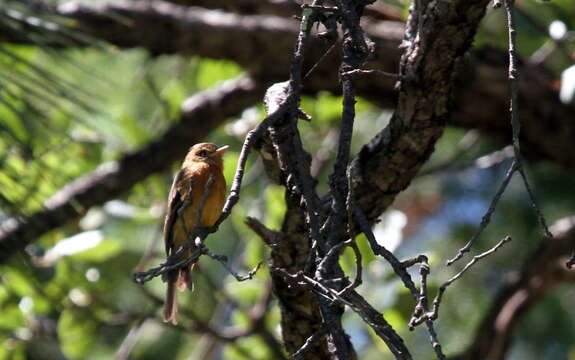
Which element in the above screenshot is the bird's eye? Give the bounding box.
[198,150,208,157]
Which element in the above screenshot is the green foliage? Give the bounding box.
[0,0,574,358]
[58,310,99,359]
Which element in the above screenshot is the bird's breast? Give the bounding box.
[186,163,226,228]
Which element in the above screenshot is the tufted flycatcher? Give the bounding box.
[162,142,228,325]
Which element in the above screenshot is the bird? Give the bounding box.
[162,142,229,325]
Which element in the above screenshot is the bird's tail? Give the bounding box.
[177,263,195,291]
[163,275,178,325]
[163,264,195,324]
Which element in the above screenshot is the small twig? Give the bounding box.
[502,0,553,242]
[291,327,329,360]
[337,240,362,296]
[404,259,445,359]
[429,236,512,322]
[516,166,553,238]
[352,203,418,298]
[503,0,521,158]
[447,161,518,266]
[301,4,340,13]
[216,100,292,228]
[303,42,337,80]
[412,237,512,330]
[424,321,445,360]
[245,216,282,248]
[408,236,512,360]
[205,251,263,282]
[352,202,444,358]
[341,68,401,79]
[408,260,430,330]
[317,239,352,275]
[133,245,206,283]
[273,268,354,307]
[115,317,148,360]
[401,255,429,269]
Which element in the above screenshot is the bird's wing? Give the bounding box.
[163,169,190,256]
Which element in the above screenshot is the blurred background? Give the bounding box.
[0,0,574,359]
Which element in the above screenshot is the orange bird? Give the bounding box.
[162,142,229,324]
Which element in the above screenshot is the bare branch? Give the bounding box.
[501,0,553,248]
[341,68,401,79]
[292,327,329,360]
[245,216,282,248]
[8,2,575,178]
[0,75,265,262]
[412,236,512,330]
[458,217,575,359]
[447,161,518,266]
[116,317,148,360]
[205,252,262,282]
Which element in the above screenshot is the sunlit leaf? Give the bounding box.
[2,268,36,298]
[0,305,23,329]
[71,239,122,262]
[58,310,99,360]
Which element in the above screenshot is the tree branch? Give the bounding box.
[456,216,575,360]
[0,75,266,262]
[6,2,575,178]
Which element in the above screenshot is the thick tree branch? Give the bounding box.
[161,0,301,17]
[7,1,572,176]
[57,1,298,71]
[350,0,491,222]
[1,1,573,359]
[162,0,404,21]
[2,0,571,283]
[5,2,574,177]
[266,1,496,359]
[0,75,266,262]
[269,194,330,359]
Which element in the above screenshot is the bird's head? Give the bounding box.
[184,143,229,168]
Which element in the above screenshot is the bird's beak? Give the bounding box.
[211,145,230,157]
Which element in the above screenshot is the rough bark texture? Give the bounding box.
[1,1,574,359]
[6,1,575,174]
[261,0,495,357]
[352,0,491,222]
[271,195,329,358]
[39,1,575,173]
